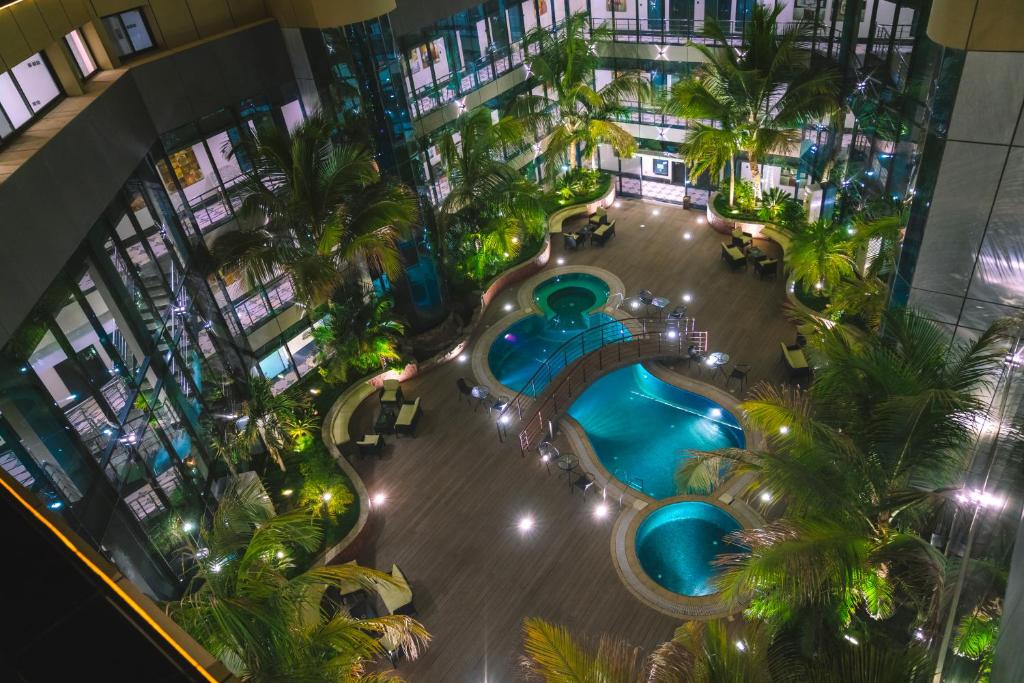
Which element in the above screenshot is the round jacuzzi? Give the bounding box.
[634,501,742,597]
[488,272,627,395]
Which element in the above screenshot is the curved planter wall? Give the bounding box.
[706,191,775,237]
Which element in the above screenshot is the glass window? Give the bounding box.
[11,53,60,114]
[0,108,12,139]
[102,9,154,58]
[0,72,32,129]
[65,29,98,79]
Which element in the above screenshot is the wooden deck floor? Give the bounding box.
[343,199,795,680]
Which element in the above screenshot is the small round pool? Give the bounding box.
[533,272,610,330]
[489,273,628,395]
[635,502,742,597]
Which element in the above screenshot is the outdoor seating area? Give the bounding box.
[562,205,618,250]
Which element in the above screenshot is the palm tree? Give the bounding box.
[240,376,314,471]
[437,107,545,279]
[679,311,1009,634]
[665,2,840,200]
[678,121,742,207]
[514,12,651,178]
[167,478,429,680]
[787,219,856,294]
[312,281,406,384]
[212,113,417,307]
[519,617,930,682]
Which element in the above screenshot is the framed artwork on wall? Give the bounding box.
[653,158,669,176]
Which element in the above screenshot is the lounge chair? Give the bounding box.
[731,229,752,249]
[563,232,581,250]
[377,564,415,615]
[337,560,366,599]
[588,206,609,226]
[591,220,615,246]
[780,342,811,381]
[754,258,778,280]
[394,397,422,437]
[356,433,385,457]
[379,379,403,406]
[721,242,747,270]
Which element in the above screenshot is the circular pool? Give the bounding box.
[634,502,742,597]
[532,272,609,330]
[488,272,628,395]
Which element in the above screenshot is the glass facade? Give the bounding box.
[0,152,252,598]
[102,8,156,58]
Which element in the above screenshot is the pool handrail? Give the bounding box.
[495,316,709,453]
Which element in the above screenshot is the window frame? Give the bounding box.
[0,51,64,148]
[101,8,157,60]
[64,28,100,81]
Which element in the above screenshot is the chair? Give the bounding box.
[754,257,778,280]
[563,232,581,251]
[538,441,559,474]
[667,305,687,321]
[356,433,384,457]
[780,342,811,381]
[721,242,747,270]
[394,397,422,437]
[377,564,415,615]
[726,363,751,392]
[379,379,403,406]
[572,471,596,498]
[588,206,609,227]
[638,289,654,305]
[456,378,473,404]
[591,220,616,246]
[731,229,753,249]
[686,345,706,373]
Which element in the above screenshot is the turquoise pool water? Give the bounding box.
[488,273,629,395]
[567,364,744,499]
[635,502,743,596]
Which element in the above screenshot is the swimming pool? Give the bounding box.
[567,364,744,499]
[488,273,628,395]
[635,502,742,597]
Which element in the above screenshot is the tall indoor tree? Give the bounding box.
[678,310,1010,638]
[240,375,314,471]
[665,2,840,200]
[787,218,857,294]
[513,11,651,178]
[437,107,545,279]
[212,112,418,307]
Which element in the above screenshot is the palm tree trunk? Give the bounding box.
[749,151,764,201]
[729,151,736,207]
[258,424,286,471]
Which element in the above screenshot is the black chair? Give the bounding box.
[638,289,654,305]
[727,363,752,392]
[754,258,778,280]
[456,378,473,404]
[667,305,687,321]
[572,471,596,498]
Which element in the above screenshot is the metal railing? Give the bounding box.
[495,316,708,453]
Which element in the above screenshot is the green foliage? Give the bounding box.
[211,111,417,307]
[437,107,546,287]
[241,376,314,471]
[735,181,758,213]
[954,603,999,680]
[787,219,856,294]
[313,282,406,384]
[757,187,791,221]
[664,2,840,200]
[513,12,651,178]
[683,311,1010,636]
[298,448,355,518]
[166,478,429,680]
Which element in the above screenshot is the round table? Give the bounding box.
[557,454,579,489]
[471,385,490,400]
[706,352,730,368]
[651,296,671,312]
